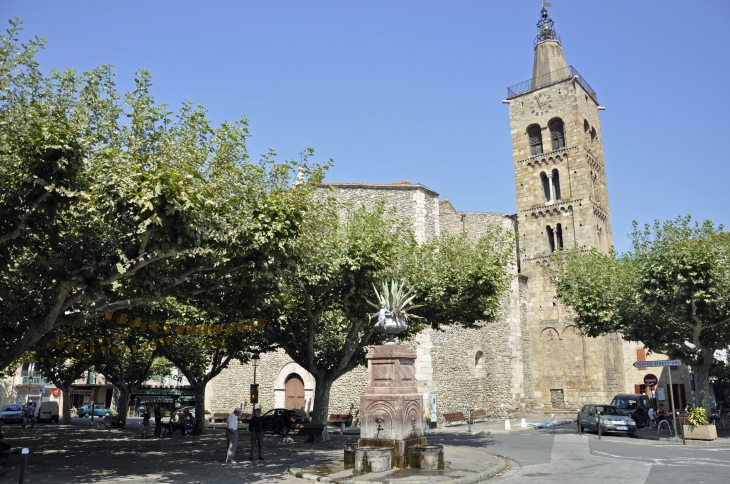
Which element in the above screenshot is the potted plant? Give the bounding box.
[368,280,423,345]
[682,407,717,441]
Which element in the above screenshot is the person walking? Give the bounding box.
[249,408,264,461]
[226,407,241,464]
[153,403,163,439]
[141,406,150,439]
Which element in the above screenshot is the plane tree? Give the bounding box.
[257,199,514,432]
[0,21,323,368]
[550,216,730,412]
[143,297,275,435]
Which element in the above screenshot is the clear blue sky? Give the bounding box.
[3,0,728,253]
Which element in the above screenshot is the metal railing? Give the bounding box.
[21,376,50,385]
[507,65,597,101]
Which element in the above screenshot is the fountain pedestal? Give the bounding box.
[357,345,426,469]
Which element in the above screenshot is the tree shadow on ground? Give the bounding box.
[0,422,350,483]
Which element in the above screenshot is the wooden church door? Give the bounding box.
[285,374,305,409]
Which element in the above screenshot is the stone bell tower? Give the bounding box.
[505,6,624,410]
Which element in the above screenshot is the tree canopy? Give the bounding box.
[256,198,514,428]
[0,20,324,368]
[551,216,730,411]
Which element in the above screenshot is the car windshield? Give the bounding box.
[2,404,21,411]
[611,397,638,409]
[596,405,624,416]
[291,409,308,417]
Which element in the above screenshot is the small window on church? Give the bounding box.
[549,119,565,150]
[590,127,597,142]
[556,223,563,249]
[528,125,543,155]
[551,168,561,200]
[540,172,551,202]
[584,119,590,133]
[546,225,555,252]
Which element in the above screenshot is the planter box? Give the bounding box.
[682,424,717,440]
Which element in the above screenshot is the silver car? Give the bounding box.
[0,403,24,423]
[578,404,636,436]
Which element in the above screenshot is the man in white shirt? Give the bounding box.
[226,408,241,463]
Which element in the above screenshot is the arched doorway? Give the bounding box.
[285,374,305,409]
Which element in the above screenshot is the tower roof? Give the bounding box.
[532,7,568,85]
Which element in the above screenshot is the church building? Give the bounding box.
[207,8,690,420]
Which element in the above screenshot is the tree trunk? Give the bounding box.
[312,374,334,441]
[116,386,131,428]
[694,349,715,414]
[192,384,207,435]
[61,384,73,423]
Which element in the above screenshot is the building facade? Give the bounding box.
[206,8,691,420]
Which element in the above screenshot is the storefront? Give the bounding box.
[129,386,197,416]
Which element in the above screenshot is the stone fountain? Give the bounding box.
[347,300,444,473]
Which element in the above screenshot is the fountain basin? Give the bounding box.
[354,446,393,475]
[407,445,445,470]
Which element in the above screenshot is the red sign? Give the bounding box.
[52,388,61,397]
[643,373,658,387]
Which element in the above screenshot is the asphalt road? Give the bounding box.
[429,427,730,484]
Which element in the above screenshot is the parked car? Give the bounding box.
[261,408,311,435]
[169,406,196,434]
[0,403,23,423]
[35,401,59,423]
[78,405,113,417]
[578,404,637,436]
[610,394,650,428]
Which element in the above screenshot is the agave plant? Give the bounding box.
[367,279,423,322]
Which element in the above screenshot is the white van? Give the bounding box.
[35,401,59,423]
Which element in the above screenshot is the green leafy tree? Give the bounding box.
[88,325,158,427]
[258,200,513,430]
[0,21,324,368]
[149,357,174,379]
[551,217,730,412]
[145,298,274,434]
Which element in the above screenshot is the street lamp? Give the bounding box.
[251,354,260,410]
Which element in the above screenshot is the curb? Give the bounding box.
[286,454,509,484]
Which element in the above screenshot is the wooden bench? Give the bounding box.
[471,409,488,423]
[96,414,121,429]
[211,412,229,423]
[443,412,468,426]
[327,414,353,427]
[289,424,326,442]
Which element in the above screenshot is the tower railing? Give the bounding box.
[507,66,597,101]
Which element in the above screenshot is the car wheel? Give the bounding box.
[628,432,636,437]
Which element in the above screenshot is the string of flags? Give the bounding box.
[28,312,266,364]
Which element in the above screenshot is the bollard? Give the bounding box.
[597,412,601,440]
[341,422,345,435]
[521,417,527,428]
[467,410,472,433]
[680,417,686,445]
[18,448,29,484]
[504,419,511,430]
[577,413,581,435]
